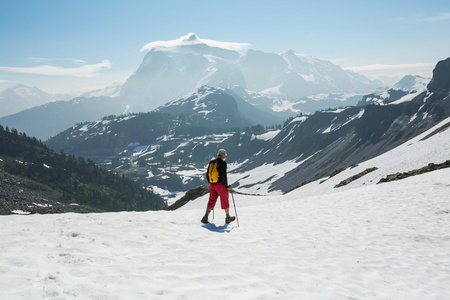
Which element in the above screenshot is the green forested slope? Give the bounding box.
[0,125,165,212]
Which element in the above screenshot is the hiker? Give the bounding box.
[201,149,235,224]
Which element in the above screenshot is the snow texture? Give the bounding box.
[255,130,281,141]
[1,119,450,299]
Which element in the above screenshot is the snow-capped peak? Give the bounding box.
[7,84,50,97]
[392,75,430,92]
[140,33,251,53]
[162,85,220,107]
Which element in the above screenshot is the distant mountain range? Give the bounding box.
[46,57,450,196]
[45,86,283,193]
[0,73,421,141]
[0,96,129,140]
[357,75,430,106]
[0,84,71,118]
[0,33,393,140]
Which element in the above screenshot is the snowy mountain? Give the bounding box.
[0,84,71,118]
[45,87,281,195]
[156,86,283,128]
[358,75,430,106]
[392,75,430,92]
[231,85,365,119]
[121,33,382,113]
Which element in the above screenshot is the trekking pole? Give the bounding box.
[230,191,239,227]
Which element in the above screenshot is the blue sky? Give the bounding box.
[1,0,449,94]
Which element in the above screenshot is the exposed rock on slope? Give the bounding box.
[162,186,209,211]
[378,160,450,184]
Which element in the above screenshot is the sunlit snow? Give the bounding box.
[1,118,449,299]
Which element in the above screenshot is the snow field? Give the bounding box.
[295,117,450,198]
[1,116,450,299]
[1,167,449,299]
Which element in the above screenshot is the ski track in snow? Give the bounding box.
[1,168,450,299]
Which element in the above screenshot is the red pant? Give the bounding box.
[207,183,229,209]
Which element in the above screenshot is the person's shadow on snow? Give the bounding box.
[202,223,233,233]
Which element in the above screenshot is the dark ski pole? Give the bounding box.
[230,190,239,227]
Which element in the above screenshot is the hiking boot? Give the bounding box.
[201,216,209,224]
[225,216,235,224]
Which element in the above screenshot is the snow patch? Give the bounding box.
[11,210,31,215]
[288,116,307,125]
[390,90,424,105]
[255,130,281,141]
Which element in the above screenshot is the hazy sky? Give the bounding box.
[1,0,449,94]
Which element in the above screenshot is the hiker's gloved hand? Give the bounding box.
[227,185,233,190]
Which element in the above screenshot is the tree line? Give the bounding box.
[0,125,165,211]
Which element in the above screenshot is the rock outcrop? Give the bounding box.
[378,160,450,184]
[334,167,378,188]
[162,186,210,211]
[428,57,450,92]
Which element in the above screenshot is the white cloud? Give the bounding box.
[140,33,251,53]
[0,59,111,78]
[0,79,9,83]
[345,62,435,79]
[346,62,435,72]
[70,58,89,65]
[395,14,424,22]
[327,57,350,65]
[396,12,450,22]
[27,57,88,65]
[420,12,450,22]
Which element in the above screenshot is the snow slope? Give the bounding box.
[1,119,449,299]
[294,116,450,198]
[229,116,450,196]
[1,168,449,299]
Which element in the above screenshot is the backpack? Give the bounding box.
[206,159,220,183]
